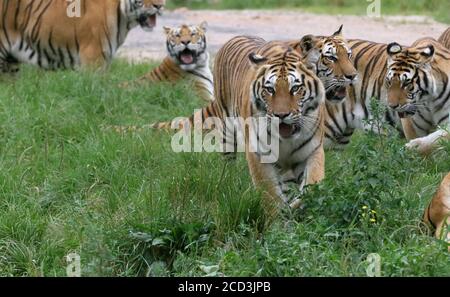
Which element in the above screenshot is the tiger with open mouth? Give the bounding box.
[289,25,358,148]
[157,36,327,216]
[120,22,214,102]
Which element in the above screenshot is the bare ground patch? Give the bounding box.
[117,9,448,62]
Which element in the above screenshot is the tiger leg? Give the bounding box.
[0,57,20,74]
[289,146,325,209]
[246,151,285,221]
[401,117,418,140]
[0,59,9,73]
[304,145,325,186]
[435,218,450,252]
[79,45,108,70]
[405,129,449,155]
[424,173,450,251]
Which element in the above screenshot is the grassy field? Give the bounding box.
[168,0,450,24]
[0,63,449,276]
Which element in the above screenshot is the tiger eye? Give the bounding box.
[265,87,275,95]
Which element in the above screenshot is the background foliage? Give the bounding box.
[167,0,450,23]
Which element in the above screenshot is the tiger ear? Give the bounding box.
[333,24,343,36]
[249,53,268,66]
[299,35,319,55]
[420,45,435,58]
[163,26,171,35]
[418,45,435,65]
[387,42,402,56]
[199,21,208,32]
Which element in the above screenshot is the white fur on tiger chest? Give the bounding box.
[276,131,321,170]
[352,103,366,125]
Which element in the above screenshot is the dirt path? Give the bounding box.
[117,9,448,62]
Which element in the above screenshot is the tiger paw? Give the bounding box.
[405,137,434,155]
[289,198,304,210]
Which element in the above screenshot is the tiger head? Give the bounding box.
[249,48,325,139]
[126,0,165,32]
[295,25,357,103]
[385,42,436,118]
[164,22,209,71]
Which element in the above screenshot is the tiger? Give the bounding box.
[0,0,165,73]
[326,38,450,153]
[438,27,450,49]
[288,25,358,148]
[171,36,326,218]
[341,39,405,136]
[120,22,214,102]
[383,39,450,154]
[151,26,358,150]
[423,172,450,252]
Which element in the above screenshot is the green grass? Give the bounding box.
[0,63,449,276]
[168,0,450,24]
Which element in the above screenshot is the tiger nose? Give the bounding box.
[181,40,190,45]
[274,112,290,120]
[345,73,357,81]
[389,103,400,109]
[153,5,163,10]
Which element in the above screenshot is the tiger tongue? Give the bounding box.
[279,123,295,138]
[336,86,347,97]
[180,53,194,64]
[146,14,156,28]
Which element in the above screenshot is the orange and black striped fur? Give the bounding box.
[333,38,450,153]
[172,36,326,216]
[343,39,402,134]
[121,22,214,102]
[153,26,357,150]
[0,0,165,73]
[289,25,358,148]
[384,39,450,154]
[423,173,450,252]
[438,27,450,49]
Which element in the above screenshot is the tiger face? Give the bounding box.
[249,50,324,139]
[130,0,165,32]
[298,25,357,102]
[385,42,435,118]
[164,22,208,71]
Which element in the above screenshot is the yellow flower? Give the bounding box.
[362,206,368,210]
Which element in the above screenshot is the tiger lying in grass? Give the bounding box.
[424,173,450,252]
[120,22,214,102]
